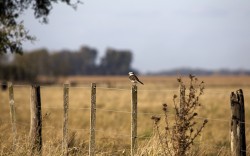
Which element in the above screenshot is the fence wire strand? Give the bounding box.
[40,106,250,125]
[1,83,250,94]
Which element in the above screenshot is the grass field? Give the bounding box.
[0,75,250,155]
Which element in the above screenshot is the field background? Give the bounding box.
[0,75,250,155]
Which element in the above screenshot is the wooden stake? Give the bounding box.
[30,85,42,155]
[131,84,137,156]
[230,89,246,156]
[89,83,96,156]
[62,84,69,156]
[8,82,17,149]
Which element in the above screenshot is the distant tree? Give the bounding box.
[0,0,81,55]
[13,48,50,77]
[50,50,73,76]
[99,48,133,75]
[74,46,98,75]
[0,64,35,82]
[50,46,98,76]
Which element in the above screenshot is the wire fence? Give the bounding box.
[0,83,249,155]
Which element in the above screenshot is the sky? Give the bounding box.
[21,0,250,73]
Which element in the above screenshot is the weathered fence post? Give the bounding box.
[30,85,42,155]
[230,89,246,156]
[131,84,137,156]
[8,82,17,149]
[89,83,96,156]
[62,84,69,156]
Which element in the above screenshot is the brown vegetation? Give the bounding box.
[0,76,250,155]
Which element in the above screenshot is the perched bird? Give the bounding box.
[128,72,144,85]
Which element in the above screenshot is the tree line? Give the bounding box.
[0,46,137,82]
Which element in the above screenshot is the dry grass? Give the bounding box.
[1,75,250,155]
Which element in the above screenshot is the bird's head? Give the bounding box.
[128,72,134,76]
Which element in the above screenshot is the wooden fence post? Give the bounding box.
[89,83,96,156]
[62,84,69,156]
[8,82,17,149]
[230,89,246,156]
[30,85,42,155]
[131,84,137,156]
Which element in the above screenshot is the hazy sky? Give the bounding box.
[21,0,250,73]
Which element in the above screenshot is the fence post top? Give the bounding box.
[31,84,40,88]
[236,89,243,95]
[63,83,70,88]
[132,84,137,89]
[91,83,96,88]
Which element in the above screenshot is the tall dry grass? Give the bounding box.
[0,75,250,155]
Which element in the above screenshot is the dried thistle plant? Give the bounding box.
[152,75,208,156]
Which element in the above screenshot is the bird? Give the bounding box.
[128,72,144,85]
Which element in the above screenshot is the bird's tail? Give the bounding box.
[138,80,144,85]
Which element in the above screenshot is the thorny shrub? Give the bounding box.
[151,75,208,156]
